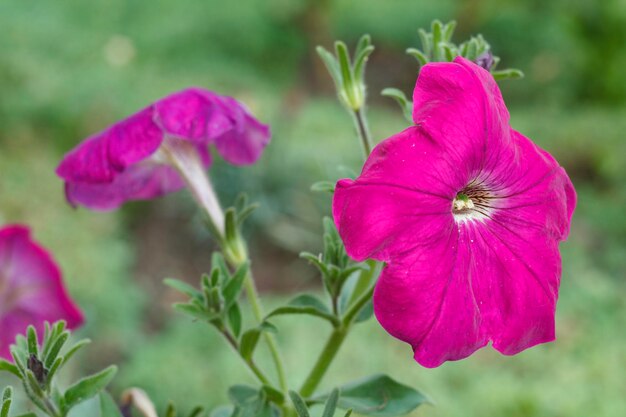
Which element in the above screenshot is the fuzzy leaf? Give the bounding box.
[288,391,310,417]
[310,181,336,193]
[311,375,428,417]
[227,303,243,338]
[64,365,118,409]
[266,294,338,326]
[222,262,249,307]
[0,360,20,378]
[99,392,123,417]
[239,329,261,361]
[381,88,413,122]
[164,278,203,300]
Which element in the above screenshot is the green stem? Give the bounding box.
[352,107,373,159]
[299,327,347,398]
[243,271,289,393]
[299,272,377,397]
[219,326,272,386]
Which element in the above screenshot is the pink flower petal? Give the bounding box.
[212,97,271,165]
[334,58,576,367]
[56,88,270,210]
[0,225,83,359]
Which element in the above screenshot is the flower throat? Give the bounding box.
[452,183,493,223]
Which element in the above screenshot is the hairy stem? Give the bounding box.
[242,272,288,393]
[219,326,272,386]
[299,327,347,398]
[351,108,373,159]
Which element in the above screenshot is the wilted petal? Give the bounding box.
[0,226,83,359]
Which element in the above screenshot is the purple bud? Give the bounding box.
[475,51,494,71]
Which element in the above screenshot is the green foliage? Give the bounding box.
[1,322,116,417]
[266,294,338,326]
[316,35,375,112]
[311,375,428,417]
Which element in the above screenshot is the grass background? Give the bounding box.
[1,0,625,416]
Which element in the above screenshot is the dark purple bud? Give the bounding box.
[475,51,494,71]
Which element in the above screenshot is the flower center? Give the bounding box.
[452,183,494,223]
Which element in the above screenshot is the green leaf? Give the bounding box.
[0,359,20,378]
[335,41,354,90]
[61,338,92,366]
[312,375,428,417]
[381,88,413,123]
[261,385,284,405]
[322,389,340,417]
[224,208,239,245]
[417,29,432,58]
[46,357,63,386]
[44,330,69,368]
[222,262,249,307]
[188,406,205,417]
[353,45,375,85]
[1,387,12,417]
[64,365,118,409]
[26,326,38,357]
[164,278,202,300]
[310,181,335,193]
[227,303,243,338]
[165,402,176,417]
[173,302,218,322]
[236,203,259,227]
[239,329,261,361]
[492,69,524,80]
[316,46,342,91]
[354,300,374,323]
[442,20,457,42]
[99,392,123,417]
[210,405,234,417]
[15,414,38,417]
[228,385,262,417]
[266,294,339,326]
[288,391,310,417]
[211,252,230,280]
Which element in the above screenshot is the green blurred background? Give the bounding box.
[1,0,625,416]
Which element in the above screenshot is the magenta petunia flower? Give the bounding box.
[333,57,576,368]
[56,88,270,212]
[0,225,84,359]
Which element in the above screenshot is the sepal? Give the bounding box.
[317,35,375,111]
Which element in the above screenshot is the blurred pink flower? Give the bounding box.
[56,88,270,211]
[0,225,83,359]
[333,57,576,368]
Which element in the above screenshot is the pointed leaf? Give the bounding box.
[492,69,524,80]
[188,406,205,417]
[311,375,428,417]
[222,262,249,307]
[61,338,91,366]
[354,300,374,323]
[406,48,429,67]
[227,303,243,338]
[0,360,20,378]
[164,278,202,300]
[44,330,69,368]
[210,405,234,417]
[26,326,38,357]
[310,181,336,193]
[316,46,342,90]
[381,88,413,122]
[442,20,457,42]
[64,365,118,408]
[266,294,339,326]
[288,391,310,417]
[239,329,261,361]
[322,389,340,417]
[99,392,123,417]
